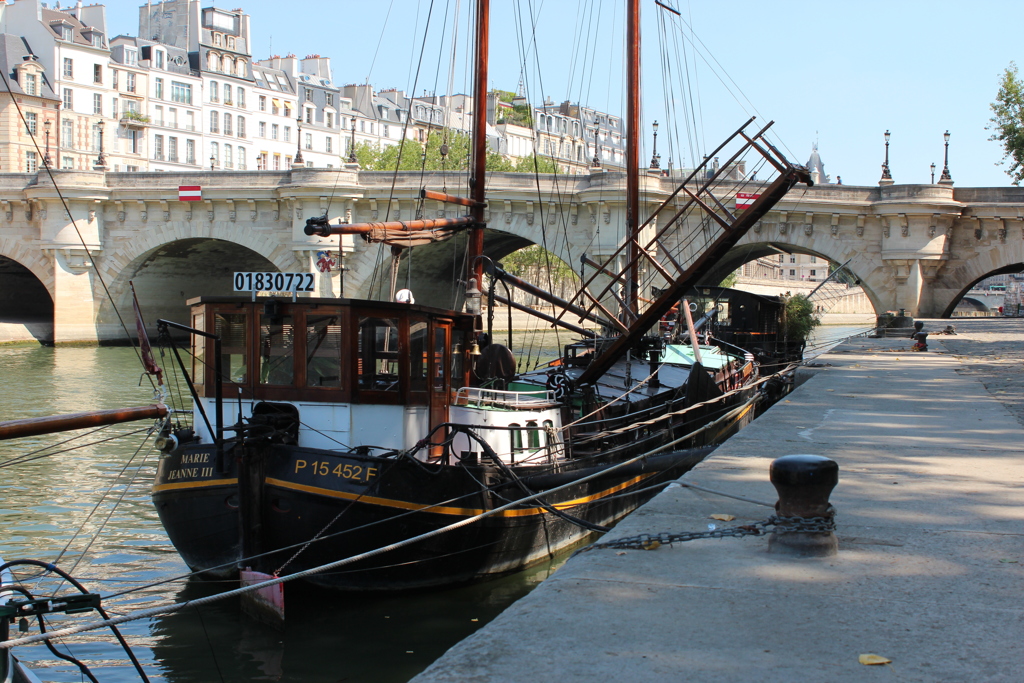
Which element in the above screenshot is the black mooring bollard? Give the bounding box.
[768,454,839,557]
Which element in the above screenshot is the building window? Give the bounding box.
[326,93,334,107]
[326,112,333,128]
[210,80,219,102]
[224,144,233,169]
[778,254,784,263]
[223,114,232,136]
[284,126,291,142]
[227,36,235,50]
[326,136,332,153]
[155,50,165,70]
[271,124,279,140]
[810,256,817,263]
[207,51,218,71]
[213,33,222,46]
[186,139,195,165]
[273,153,280,170]
[153,105,164,125]
[259,95,266,112]
[62,155,74,169]
[305,132,312,150]
[91,123,101,151]
[283,104,291,118]
[63,57,73,78]
[237,117,245,138]
[112,69,119,90]
[257,152,267,170]
[154,134,165,160]
[61,118,73,149]
[304,87,313,102]
[168,136,178,162]
[125,49,137,66]
[236,58,246,76]
[789,269,796,277]
[155,77,164,99]
[210,111,219,133]
[237,87,245,108]
[127,128,139,154]
[305,108,312,124]
[62,89,72,109]
[93,93,102,115]
[171,81,192,104]
[383,124,389,138]
[258,121,266,137]
[25,112,37,135]
[26,151,38,172]
[285,155,292,167]
[93,64,102,84]
[237,147,246,170]
[126,73,136,93]
[223,83,232,105]
[789,255,796,263]
[23,73,37,96]
[210,141,219,164]
[810,270,817,277]
[60,25,72,41]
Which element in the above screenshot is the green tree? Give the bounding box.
[989,62,1024,185]
[781,293,820,342]
[719,270,739,288]
[354,129,557,174]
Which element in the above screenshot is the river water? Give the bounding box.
[0,346,559,683]
[0,323,870,681]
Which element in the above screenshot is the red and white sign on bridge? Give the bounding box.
[178,185,202,201]
[735,192,759,210]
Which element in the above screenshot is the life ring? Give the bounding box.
[546,372,572,400]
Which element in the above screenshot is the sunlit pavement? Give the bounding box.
[414,325,1024,682]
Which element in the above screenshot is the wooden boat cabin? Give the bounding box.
[184,296,563,464]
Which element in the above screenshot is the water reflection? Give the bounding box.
[0,345,560,682]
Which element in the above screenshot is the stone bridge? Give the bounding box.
[1,167,1023,343]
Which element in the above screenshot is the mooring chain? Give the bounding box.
[580,513,837,553]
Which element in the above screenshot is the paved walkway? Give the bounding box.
[414,320,1024,682]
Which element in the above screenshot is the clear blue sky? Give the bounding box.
[100,0,1020,187]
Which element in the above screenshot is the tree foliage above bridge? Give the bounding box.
[989,62,1024,185]
[353,131,559,174]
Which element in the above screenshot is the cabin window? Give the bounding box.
[259,314,295,385]
[214,312,248,383]
[359,317,399,391]
[510,423,523,453]
[526,420,541,449]
[306,313,342,387]
[191,312,205,385]
[434,328,447,391]
[450,331,465,388]
[409,320,428,392]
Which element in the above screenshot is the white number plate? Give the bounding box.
[233,272,316,292]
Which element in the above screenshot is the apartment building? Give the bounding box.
[256,54,343,168]
[0,35,60,173]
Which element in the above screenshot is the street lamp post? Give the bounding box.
[294,115,305,167]
[210,153,216,171]
[939,130,953,184]
[649,120,660,170]
[348,118,357,164]
[879,129,892,184]
[43,120,51,168]
[930,162,936,184]
[591,125,601,168]
[93,119,107,170]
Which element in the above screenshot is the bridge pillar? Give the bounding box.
[48,249,102,342]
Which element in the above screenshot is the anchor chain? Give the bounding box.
[580,512,837,553]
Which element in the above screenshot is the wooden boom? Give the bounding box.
[0,404,168,441]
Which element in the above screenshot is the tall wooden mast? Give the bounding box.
[625,0,641,316]
[468,0,489,302]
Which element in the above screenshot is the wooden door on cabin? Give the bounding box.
[429,321,451,457]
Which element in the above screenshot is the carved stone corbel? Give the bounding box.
[877,215,890,238]
[272,200,280,222]
[600,201,610,224]
[803,212,814,236]
[205,200,214,222]
[778,211,788,235]
[996,216,1007,241]
[504,200,513,224]
[435,200,444,219]
[588,203,597,225]
[138,200,147,222]
[526,201,534,225]
[898,214,908,238]
[248,199,257,221]
[856,214,866,237]
[548,201,556,225]
[368,199,378,221]
[226,199,236,222]
[753,220,762,234]
[570,202,578,225]
[160,200,169,222]
[830,213,840,236]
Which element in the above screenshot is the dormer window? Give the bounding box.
[125,49,138,66]
[213,33,223,46]
[227,36,235,50]
[91,32,104,48]
[60,25,72,41]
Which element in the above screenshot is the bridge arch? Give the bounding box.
[98,231,295,338]
[938,255,1024,317]
[0,253,53,344]
[704,238,884,315]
